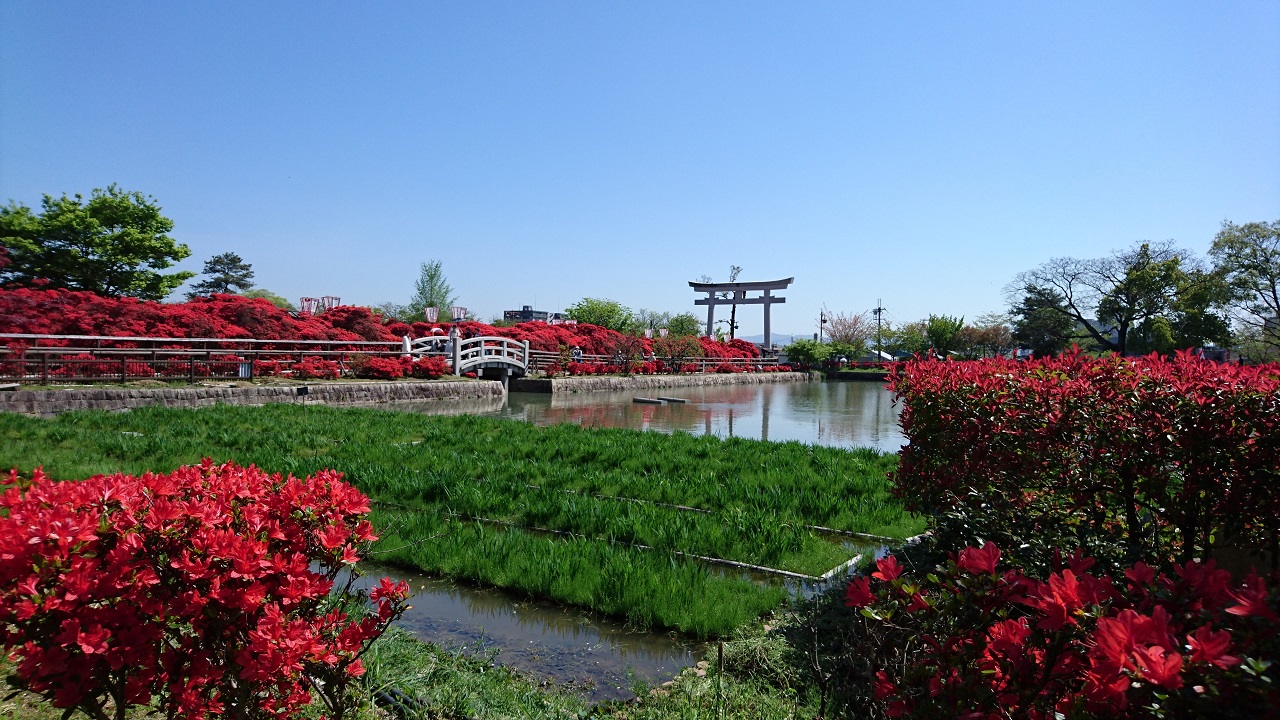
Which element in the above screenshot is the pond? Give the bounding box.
[391,379,905,452]
[362,379,901,702]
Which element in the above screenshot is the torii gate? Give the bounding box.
[689,277,792,349]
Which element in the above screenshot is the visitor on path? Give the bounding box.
[571,345,583,363]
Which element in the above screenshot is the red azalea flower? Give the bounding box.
[1226,574,1279,621]
[872,555,903,582]
[1133,645,1183,690]
[1186,625,1240,669]
[845,577,876,607]
[1124,562,1156,588]
[957,542,1001,575]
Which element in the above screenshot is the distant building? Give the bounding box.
[503,305,563,323]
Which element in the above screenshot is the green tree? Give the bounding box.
[405,260,457,321]
[0,185,194,299]
[564,297,633,331]
[1010,285,1077,357]
[1162,268,1232,351]
[925,314,965,355]
[783,338,831,366]
[1209,219,1280,357]
[666,313,703,337]
[1010,241,1225,355]
[886,321,931,357]
[242,288,297,312]
[186,252,254,298]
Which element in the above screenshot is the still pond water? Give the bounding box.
[397,379,904,452]
[371,380,901,701]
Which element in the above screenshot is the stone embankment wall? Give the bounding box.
[511,371,816,394]
[0,381,505,417]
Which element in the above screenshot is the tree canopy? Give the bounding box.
[666,312,702,337]
[0,185,194,300]
[1209,219,1280,358]
[186,252,254,298]
[1009,285,1076,357]
[925,314,965,356]
[241,288,296,312]
[564,297,633,332]
[405,260,456,320]
[1007,241,1229,355]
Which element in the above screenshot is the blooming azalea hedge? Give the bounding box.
[891,350,1280,564]
[843,544,1279,718]
[0,287,764,362]
[0,460,409,720]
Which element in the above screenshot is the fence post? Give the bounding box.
[41,353,49,385]
[120,356,128,383]
[189,356,196,384]
[522,340,529,370]
[452,340,462,374]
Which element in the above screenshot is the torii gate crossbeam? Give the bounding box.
[689,277,793,349]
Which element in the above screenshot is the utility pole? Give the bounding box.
[872,299,885,359]
[819,309,828,343]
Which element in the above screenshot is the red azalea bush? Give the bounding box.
[252,358,285,377]
[0,289,381,345]
[47,354,155,379]
[291,356,342,380]
[0,288,667,361]
[713,362,743,373]
[839,544,1279,719]
[699,336,760,360]
[352,356,405,380]
[0,460,409,720]
[407,356,451,379]
[891,350,1280,565]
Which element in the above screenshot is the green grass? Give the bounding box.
[0,404,920,637]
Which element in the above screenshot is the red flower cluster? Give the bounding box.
[0,288,702,361]
[891,350,1280,562]
[566,362,621,376]
[847,545,1280,718]
[0,460,409,719]
[698,337,760,359]
[0,288,389,344]
[289,356,342,380]
[350,356,452,380]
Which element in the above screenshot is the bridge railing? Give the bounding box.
[454,336,529,375]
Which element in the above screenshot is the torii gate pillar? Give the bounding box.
[689,277,793,350]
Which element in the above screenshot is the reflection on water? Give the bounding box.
[350,563,701,702]
[386,381,903,451]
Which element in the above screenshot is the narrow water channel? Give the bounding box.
[348,563,703,702]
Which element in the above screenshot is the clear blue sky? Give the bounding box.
[3,2,1278,337]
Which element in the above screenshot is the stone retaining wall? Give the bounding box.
[510,371,816,394]
[0,381,506,417]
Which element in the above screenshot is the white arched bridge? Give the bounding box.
[403,335,530,385]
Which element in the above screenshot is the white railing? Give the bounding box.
[455,336,529,375]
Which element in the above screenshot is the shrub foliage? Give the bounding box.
[0,460,409,720]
